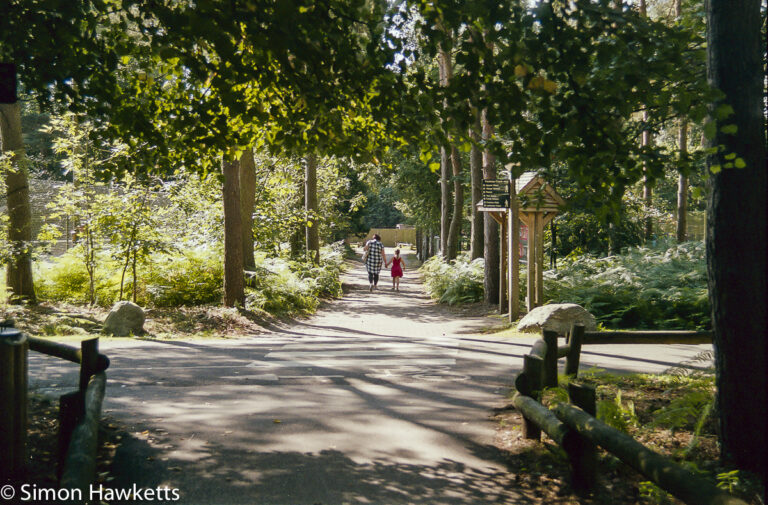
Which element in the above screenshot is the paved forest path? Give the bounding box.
[28,248,712,504]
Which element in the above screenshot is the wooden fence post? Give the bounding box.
[566,382,597,492]
[542,330,559,388]
[79,337,99,392]
[0,326,28,479]
[521,354,543,440]
[60,337,98,476]
[565,324,585,376]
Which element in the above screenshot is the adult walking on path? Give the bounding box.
[363,233,387,292]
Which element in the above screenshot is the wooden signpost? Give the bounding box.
[478,172,564,321]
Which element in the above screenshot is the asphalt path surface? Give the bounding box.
[27,249,712,504]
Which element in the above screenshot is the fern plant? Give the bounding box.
[420,253,485,305]
[545,241,710,329]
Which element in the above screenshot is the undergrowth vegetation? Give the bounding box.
[545,240,710,329]
[421,241,710,330]
[420,252,485,305]
[31,242,346,317]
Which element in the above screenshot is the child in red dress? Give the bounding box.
[387,248,404,291]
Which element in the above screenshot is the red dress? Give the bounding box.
[390,257,404,277]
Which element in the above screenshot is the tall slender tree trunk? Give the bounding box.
[440,145,451,256]
[706,0,767,480]
[438,47,452,257]
[222,155,244,307]
[676,123,689,242]
[304,152,319,264]
[674,0,688,244]
[469,112,483,260]
[639,0,653,241]
[239,147,256,269]
[0,102,36,303]
[481,109,499,305]
[446,145,463,260]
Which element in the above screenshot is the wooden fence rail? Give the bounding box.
[0,324,110,489]
[513,323,745,505]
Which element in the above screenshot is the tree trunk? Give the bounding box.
[676,122,689,243]
[674,0,689,245]
[438,47,452,258]
[239,147,256,270]
[639,0,653,241]
[706,0,767,479]
[481,109,499,305]
[222,155,245,307]
[440,145,451,257]
[469,113,483,260]
[446,145,463,260]
[304,152,319,264]
[0,102,36,304]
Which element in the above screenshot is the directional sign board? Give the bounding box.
[482,179,510,208]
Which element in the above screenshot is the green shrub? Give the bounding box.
[143,246,224,306]
[420,253,484,305]
[35,248,122,306]
[597,389,638,433]
[244,243,344,316]
[544,241,710,329]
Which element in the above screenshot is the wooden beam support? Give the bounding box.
[509,181,520,320]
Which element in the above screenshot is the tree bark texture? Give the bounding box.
[239,147,256,270]
[0,102,36,303]
[440,145,451,257]
[438,47,452,258]
[676,122,689,243]
[445,145,463,260]
[469,113,483,260]
[222,155,245,307]
[482,109,499,305]
[639,0,653,242]
[706,0,767,478]
[304,152,319,264]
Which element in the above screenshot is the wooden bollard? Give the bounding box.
[566,382,597,492]
[565,324,585,376]
[542,330,559,388]
[0,327,28,479]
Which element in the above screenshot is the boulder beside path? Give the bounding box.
[517,303,597,335]
[103,301,145,336]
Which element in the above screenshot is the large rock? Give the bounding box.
[103,301,145,337]
[517,303,596,335]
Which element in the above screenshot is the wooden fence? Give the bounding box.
[0,324,109,493]
[513,324,746,505]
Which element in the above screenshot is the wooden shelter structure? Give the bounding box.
[478,171,565,321]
